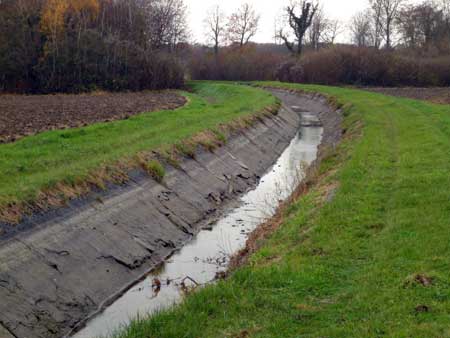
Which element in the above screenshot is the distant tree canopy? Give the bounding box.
[0,0,187,93]
[350,0,450,53]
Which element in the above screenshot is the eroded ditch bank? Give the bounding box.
[0,90,341,338]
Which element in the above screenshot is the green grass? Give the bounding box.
[145,160,165,183]
[113,82,450,338]
[0,82,276,213]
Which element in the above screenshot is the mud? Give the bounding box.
[0,91,186,143]
[0,90,340,338]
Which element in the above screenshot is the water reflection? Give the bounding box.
[73,125,323,338]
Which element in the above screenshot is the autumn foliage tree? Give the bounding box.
[0,0,187,93]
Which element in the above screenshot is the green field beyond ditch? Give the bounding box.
[0,82,276,218]
[113,82,450,337]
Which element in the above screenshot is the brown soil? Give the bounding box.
[362,87,450,105]
[0,91,186,143]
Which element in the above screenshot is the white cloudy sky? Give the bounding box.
[185,0,371,44]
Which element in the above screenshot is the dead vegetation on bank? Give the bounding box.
[0,101,280,227]
[229,87,361,272]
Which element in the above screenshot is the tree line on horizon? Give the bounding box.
[3,0,450,93]
[202,0,450,56]
[194,0,450,87]
[0,0,187,93]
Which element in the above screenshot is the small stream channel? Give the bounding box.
[73,114,323,338]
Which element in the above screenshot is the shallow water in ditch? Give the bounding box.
[73,123,323,338]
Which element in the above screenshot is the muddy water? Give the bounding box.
[73,121,323,338]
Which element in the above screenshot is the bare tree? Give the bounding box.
[147,0,189,51]
[307,6,326,50]
[350,10,374,47]
[204,5,225,55]
[227,3,260,47]
[324,19,342,44]
[397,4,422,48]
[437,0,450,48]
[167,0,189,51]
[274,19,282,45]
[371,0,403,49]
[383,0,403,48]
[277,0,319,56]
[307,7,341,49]
[416,2,445,47]
[370,0,384,48]
[397,2,446,50]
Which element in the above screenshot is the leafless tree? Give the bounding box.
[383,0,404,48]
[371,0,403,49]
[204,5,226,55]
[307,6,326,50]
[324,19,342,44]
[350,10,374,47]
[370,0,384,48]
[274,20,282,45]
[438,0,450,46]
[147,0,189,51]
[397,4,422,48]
[307,7,341,49]
[226,3,260,47]
[397,1,446,50]
[277,0,319,56]
[167,0,189,51]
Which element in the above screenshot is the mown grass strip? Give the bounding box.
[0,82,278,223]
[113,83,450,338]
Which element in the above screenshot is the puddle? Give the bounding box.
[73,122,323,338]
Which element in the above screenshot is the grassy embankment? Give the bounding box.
[115,82,450,337]
[0,82,278,223]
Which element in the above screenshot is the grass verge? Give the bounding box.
[113,82,450,337]
[0,82,278,223]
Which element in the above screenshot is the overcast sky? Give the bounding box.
[185,0,371,44]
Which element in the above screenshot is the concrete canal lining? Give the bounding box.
[0,90,340,338]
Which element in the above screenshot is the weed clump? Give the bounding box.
[158,149,181,168]
[175,142,196,159]
[212,129,228,145]
[146,160,166,183]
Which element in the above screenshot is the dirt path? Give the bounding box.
[0,91,186,143]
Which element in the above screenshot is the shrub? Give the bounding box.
[189,44,286,81]
[276,46,450,87]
